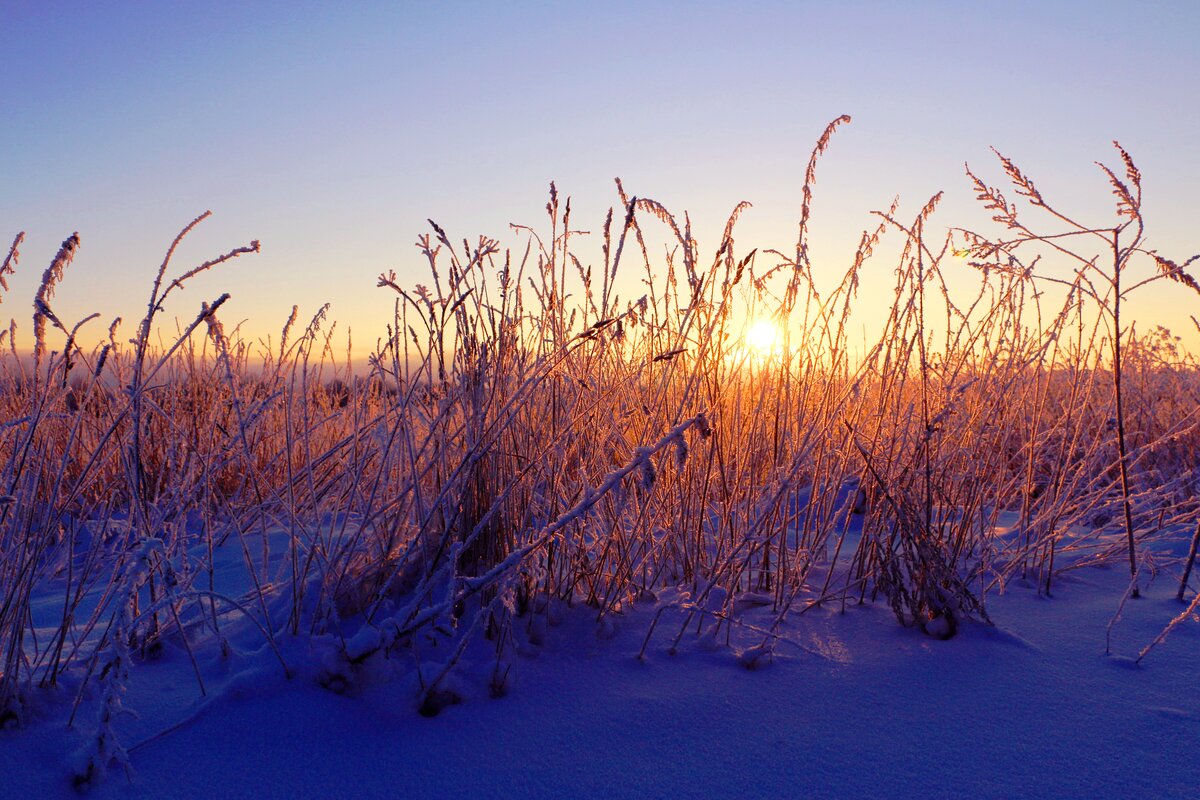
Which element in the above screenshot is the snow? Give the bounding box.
[2,539,1198,800]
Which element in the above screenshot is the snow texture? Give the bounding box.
[2,549,1198,800]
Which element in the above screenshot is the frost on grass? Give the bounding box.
[0,125,1199,791]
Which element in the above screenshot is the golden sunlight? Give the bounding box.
[744,318,781,359]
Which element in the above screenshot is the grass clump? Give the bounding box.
[0,118,1197,771]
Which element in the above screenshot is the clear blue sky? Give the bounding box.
[3,1,1198,356]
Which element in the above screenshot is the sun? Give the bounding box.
[744,318,781,359]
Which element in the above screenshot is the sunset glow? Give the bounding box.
[3,4,1198,799]
[744,318,782,359]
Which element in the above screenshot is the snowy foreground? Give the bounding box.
[3,547,1198,800]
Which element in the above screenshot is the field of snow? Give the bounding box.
[2,522,1197,800]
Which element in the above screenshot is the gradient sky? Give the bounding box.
[3,1,1198,358]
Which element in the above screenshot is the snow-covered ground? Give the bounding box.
[3,535,1197,800]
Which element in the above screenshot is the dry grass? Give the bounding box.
[1,120,1198,778]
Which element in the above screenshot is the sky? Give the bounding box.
[2,1,1198,359]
